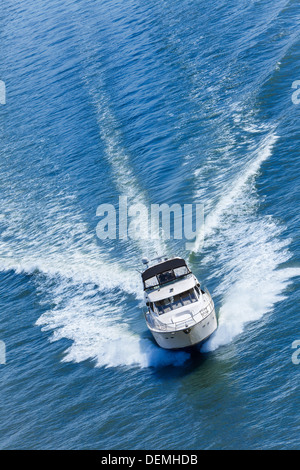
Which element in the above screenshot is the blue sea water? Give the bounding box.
[0,0,300,450]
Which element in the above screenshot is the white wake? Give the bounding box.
[193,131,300,352]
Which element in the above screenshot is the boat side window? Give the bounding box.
[190,288,197,302]
[155,302,164,314]
[155,298,173,314]
[146,266,189,289]
[161,298,172,313]
[158,270,176,285]
[174,266,189,278]
[172,294,183,309]
[154,289,198,314]
[181,288,198,305]
[181,290,191,306]
[144,276,158,288]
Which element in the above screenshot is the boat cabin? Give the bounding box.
[142,257,191,290]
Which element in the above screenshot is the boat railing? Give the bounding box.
[144,291,215,333]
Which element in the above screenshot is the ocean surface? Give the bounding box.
[0,0,299,450]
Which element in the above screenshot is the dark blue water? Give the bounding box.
[0,0,299,450]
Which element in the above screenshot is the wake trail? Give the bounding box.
[35,280,189,369]
[0,187,188,369]
[192,132,279,253]
[190,130,300,353]
[79,37,166,260]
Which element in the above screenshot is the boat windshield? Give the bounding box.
[152,288,199,315]
[144,266,190,289]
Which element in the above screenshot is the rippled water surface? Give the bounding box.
[0,0,299,450]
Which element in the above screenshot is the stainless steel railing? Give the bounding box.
[144,291,214,333]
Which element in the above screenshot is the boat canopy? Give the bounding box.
[142,258,188,284]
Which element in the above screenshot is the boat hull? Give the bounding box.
[148,308,217,350]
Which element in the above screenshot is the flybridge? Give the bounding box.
[142,257,188,281]
[141,257,191,290]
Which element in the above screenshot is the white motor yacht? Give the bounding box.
[141,256,217,350]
